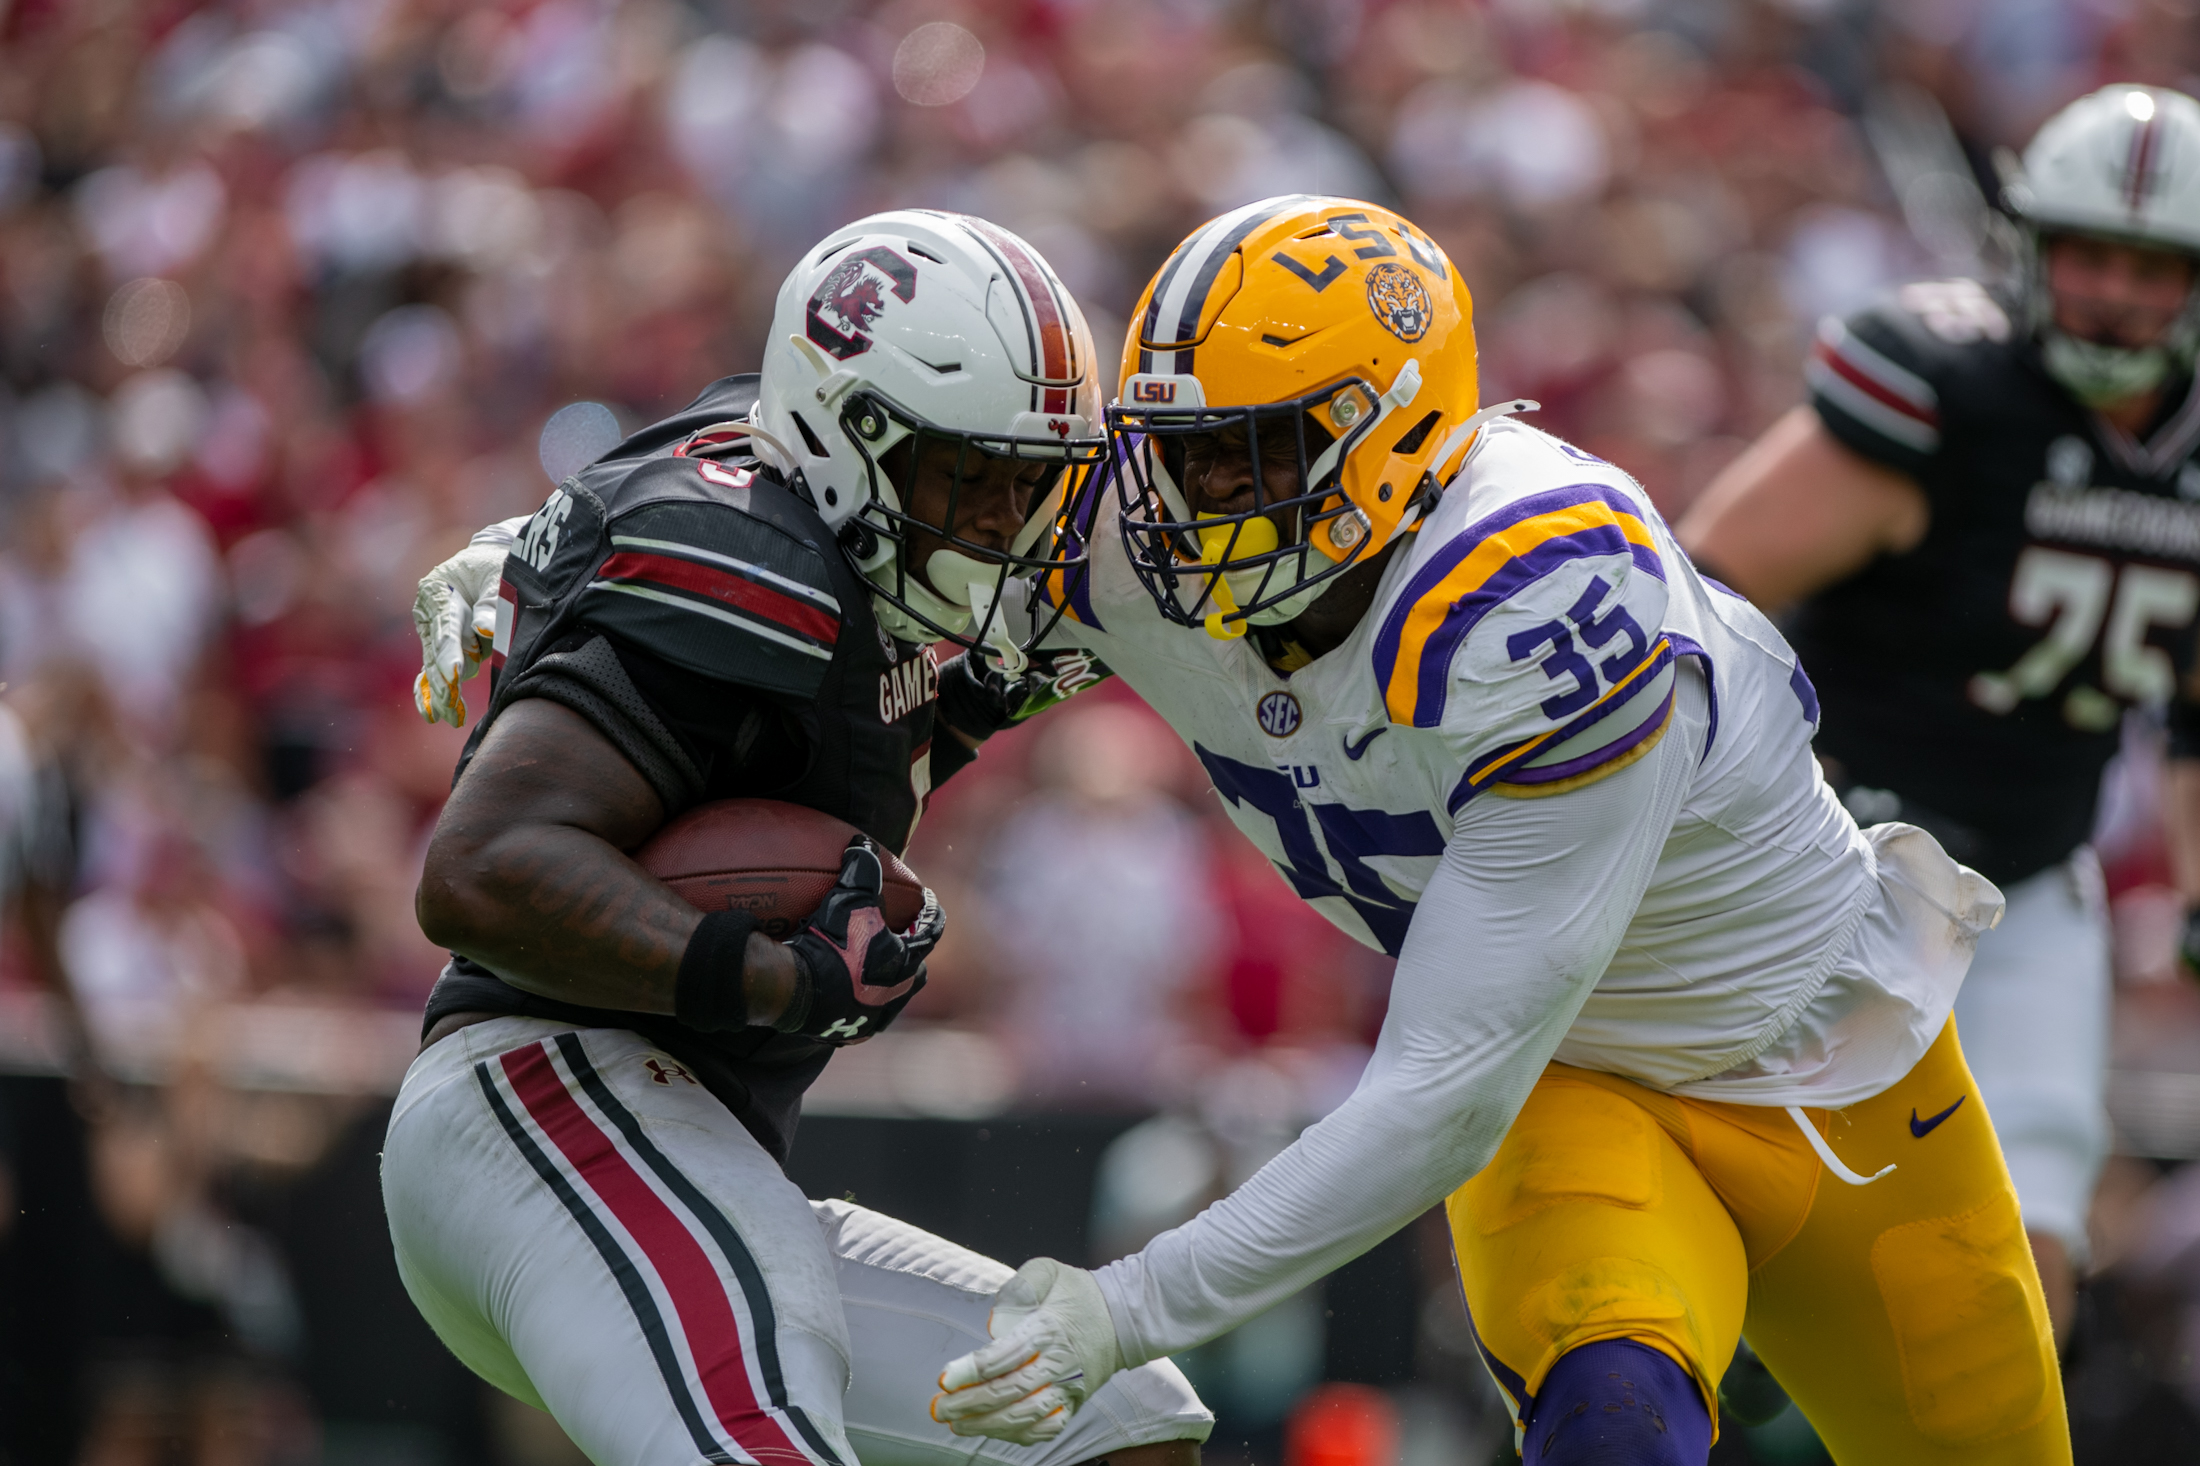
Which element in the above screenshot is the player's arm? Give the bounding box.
[419,693,938,1037]
[417,697,794,1018]
[1680,298,1968,608]
[1090,687,1695,1356]
[1675,405,1928,608]
[932,642,1110,769]
[932,677,1701,1436]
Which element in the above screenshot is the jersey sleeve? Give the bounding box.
[1372,482,1679,811]
[485,471,835,813]
[575,493,842,700]
[1804,283,2011,479]
[1092,690,1699,1363]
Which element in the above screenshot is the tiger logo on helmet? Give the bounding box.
[1365,262,1433,342]
[1108,196,1487,638]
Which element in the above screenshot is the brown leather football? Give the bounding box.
[635,798,925,938]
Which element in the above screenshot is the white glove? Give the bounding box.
[931,1258,1121,1443]
[412,530,514,727]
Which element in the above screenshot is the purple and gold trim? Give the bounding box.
[1448,640,1675,812]
[1374,485,1664,728]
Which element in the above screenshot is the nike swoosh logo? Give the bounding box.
[1910,1097,1964,1138]
[1344,727,1387,760]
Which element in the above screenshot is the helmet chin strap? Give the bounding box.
[736,411,802,476]
[914,547,1028,674]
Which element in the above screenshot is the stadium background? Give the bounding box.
[3,0,2200,1462]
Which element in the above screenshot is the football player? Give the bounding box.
[915,197,2068,1463]
[386,212,1211,1466]
[1679,85,2200,1349]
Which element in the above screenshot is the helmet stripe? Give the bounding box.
[1142,196,1312,375]
[966,217,1076,416]
[2126,107,2165,211]
[1137,224,1216,373]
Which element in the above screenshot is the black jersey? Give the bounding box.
[422,375,945,1162]
[1788,278,2200,885]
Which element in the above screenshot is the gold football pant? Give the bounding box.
[1447,1021,2070,1464]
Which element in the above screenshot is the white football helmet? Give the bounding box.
[2005,85,2200,404]
[748,211,1105,665]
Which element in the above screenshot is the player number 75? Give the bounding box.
[1968,547,2199,727]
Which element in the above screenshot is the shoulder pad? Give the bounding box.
[678,373,763,422]
[580,487,843,697]
[587,374,766,468]
[1373,481,1675,801]
[1807,281,2013,467]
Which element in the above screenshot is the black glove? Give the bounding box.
[778,836,942,1043]
[935,647,1111,743]
[2182,905,2200,980]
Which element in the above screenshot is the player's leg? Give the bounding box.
[383,1018,858,1466]
[1446,1069,1746,1462]
[813,1199,1212,1466]
[1946,851,2111,1347]
[1743,1021,2070,1465]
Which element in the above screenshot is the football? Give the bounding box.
[635,798,926,938]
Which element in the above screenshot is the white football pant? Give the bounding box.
[383,1018,1213,1466]
[1951,847,2112,1263]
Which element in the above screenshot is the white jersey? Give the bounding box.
[1048,418,1997,1104]
[1032,419,2007,1364]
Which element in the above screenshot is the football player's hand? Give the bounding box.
[778,837,941,1044]
[412,540,510,727]
[935,647,1111,743]
[931,1258,1120,1443]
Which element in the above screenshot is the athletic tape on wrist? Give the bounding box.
[674,909,757,1032]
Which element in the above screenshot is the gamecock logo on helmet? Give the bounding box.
[806,246,921,361]
[1365,262,1432,343]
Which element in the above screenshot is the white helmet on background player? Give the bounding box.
[748,211,1105,666]
[2005,85,2200,404]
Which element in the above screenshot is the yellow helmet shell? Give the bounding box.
[1118,195,1480,562]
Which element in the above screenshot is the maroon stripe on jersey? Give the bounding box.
[598,551,839,646]
[500,1045,815,1466]
[968,218,1073,416]
[1814,339,1940,427]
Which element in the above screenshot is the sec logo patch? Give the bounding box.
[1257,690,1303,738]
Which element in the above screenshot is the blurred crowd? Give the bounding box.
[5,0,2200,1461]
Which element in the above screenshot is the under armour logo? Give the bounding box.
[821,1017,868,1039]
[644,1058,696,1086]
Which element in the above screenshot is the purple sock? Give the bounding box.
[1521,1339,1712,1464]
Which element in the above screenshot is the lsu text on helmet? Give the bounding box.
[750,210,1106,665]
[2004,85,2200,404]
[1109,195,1481,638]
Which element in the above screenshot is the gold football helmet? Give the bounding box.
[1111,195,1482,636]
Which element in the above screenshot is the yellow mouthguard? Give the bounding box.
[1194,515,1279,640]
